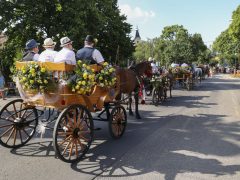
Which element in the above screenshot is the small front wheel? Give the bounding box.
[109,105,127,139]
[53,104,94,163]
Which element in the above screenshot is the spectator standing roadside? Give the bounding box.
[54,37,76,65]
[38,38,57,62]
[22,39,40,61]
[0,71,6,100]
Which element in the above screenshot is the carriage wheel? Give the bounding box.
[0,99,38,148]
[152,87,164,105]
[109,105,127,139]
[53,104,94,163]
[152,87,159,105]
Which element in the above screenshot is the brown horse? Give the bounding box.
[116,61,152,119]
[164,69,174,98]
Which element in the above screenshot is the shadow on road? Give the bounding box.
[70,112,240,180]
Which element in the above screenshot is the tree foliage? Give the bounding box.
[134,25,209,66]
[0,0,134,80]
[212,5,240,67]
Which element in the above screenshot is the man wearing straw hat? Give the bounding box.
[54,36,76,65]
[38,38,57,62]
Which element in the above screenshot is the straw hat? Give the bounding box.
[60,37,73,47]
[43,38,56,48]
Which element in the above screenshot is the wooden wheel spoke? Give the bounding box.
[73,109,78,127]
[66,114,74,128]
[0,123,14,128]
[79,134,90,142]
[12,103,18,118]
[5,127,15,144]
[13,128,17,145]
[3,109,16,120]
[75,140,78,157]
[76,138,86,151]
[18,129,23,144]
[62,138,72,156]
[0,117,14,123]
[23,110,34,119]
[57,131,73,136]
[22,128,30,138]
[68,141,74,159]
[0,126,13,138]
[58,135,72,146]
[79,130,90,135]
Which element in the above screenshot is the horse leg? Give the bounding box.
[134,89,141,119]
[170,83,173,98]
[128,93,134,116]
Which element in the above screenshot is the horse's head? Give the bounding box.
[134,61,152,77]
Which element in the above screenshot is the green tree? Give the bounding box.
[0,0,133,80]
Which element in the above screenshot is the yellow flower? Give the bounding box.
[87,66,90,70]
[44,80,48,84]
[83,72,88,79]
[22,77,27,81]
[30,80,34,84]
[75,85,80,90]
[77,60,82,65]
[72,88,76,92]
[30,68,35,73]
[41,67,46,73]
[82,81,86,85]
[99,76,103,80]
[83,64,87,68]
[103,62,109,66]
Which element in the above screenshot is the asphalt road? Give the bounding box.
[1,74,240,180]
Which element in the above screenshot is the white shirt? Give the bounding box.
[151,63,159,74]
[85,45,104,63]
[38,48,57,62]
[171,63,179,68]
[33,54,39,61]
[54,47,76,65]
[181,63,188,67]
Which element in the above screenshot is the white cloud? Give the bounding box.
[119,4,155,22]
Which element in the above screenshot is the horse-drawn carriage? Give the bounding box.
[149,75,168,105]
[0,61,127,163]
[173,70,194,91]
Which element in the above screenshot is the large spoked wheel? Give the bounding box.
[0,99,38,148]
[109,105,127,139]
[152,87,164,105]
[53,104,94,163]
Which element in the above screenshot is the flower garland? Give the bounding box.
[70,60,96,95]
[95,62,117,88]
[17,62,53,92]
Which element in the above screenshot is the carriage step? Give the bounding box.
[94,128,101,131]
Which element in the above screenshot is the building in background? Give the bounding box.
[133,27,141,45]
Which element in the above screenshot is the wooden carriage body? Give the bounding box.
[15,61,120,112]
[174,72,193,81]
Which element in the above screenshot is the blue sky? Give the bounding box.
[118,0,240,47]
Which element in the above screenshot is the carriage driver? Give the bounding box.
[76,35,105,64]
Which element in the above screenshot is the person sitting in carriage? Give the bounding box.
[22,39,40,61]
[149,57,159,75]
[76,35,105,64]
[54,37,76,65]
[38,38,57,62]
